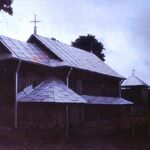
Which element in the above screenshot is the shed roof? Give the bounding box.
[82,95,133,105]
[121,74,149,87]
[17,77,86,104]
[28,34,123,79]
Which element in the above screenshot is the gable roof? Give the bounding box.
[0,35,66,67]
[0,34,123,79]
[121,74,149,87]
[17,77,86,104]
[28,34,124,79]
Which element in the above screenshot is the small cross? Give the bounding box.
[30,15,41,35]
[132,69,136,75]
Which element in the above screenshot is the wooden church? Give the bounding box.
[0,34,133,133]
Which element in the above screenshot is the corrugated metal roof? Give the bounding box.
[30,34,123,78]
[17,76,133,105]
[0,34,124,78]
[82,95,133,105]
[0,35,66,67]
[17,77,86,104]
[121,74,149,87]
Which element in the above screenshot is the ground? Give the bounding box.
[0,124,149,150]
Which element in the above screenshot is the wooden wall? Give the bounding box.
[18,63,47,93]
[68,69,120,97]
[18,103,84,129]
[84,105,121,121]
[0,58,121,128]
[0,60,17,127]
[17,61,121,98]
[121,86,149,104]
[121,86,149,124]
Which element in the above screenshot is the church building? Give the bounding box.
[0,33,133,135]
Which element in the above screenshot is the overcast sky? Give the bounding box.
[0,0,150,84]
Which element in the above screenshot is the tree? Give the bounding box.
[71,34,105,61]
[0,0,13,15]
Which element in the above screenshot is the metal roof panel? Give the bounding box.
[17,77,87,104]
[33,34,123,78]
[82,95,133,105]
[0,35,66,67]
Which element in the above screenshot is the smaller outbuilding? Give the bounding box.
[121,72,149,104]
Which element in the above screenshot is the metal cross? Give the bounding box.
[30,15,41,35]
[132,69,136,75]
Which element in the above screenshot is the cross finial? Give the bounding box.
[30,15,41,35]
[132,69,136,75]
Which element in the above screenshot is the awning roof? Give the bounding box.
[82,95,133,105]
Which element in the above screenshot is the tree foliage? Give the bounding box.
[71,34,105,61]
[0,0,13,15]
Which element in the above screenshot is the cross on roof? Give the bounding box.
[30,15,41,35]
[132,69,136,75]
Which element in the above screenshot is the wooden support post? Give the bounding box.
[131,105,135,137]
[66,105,69,139]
